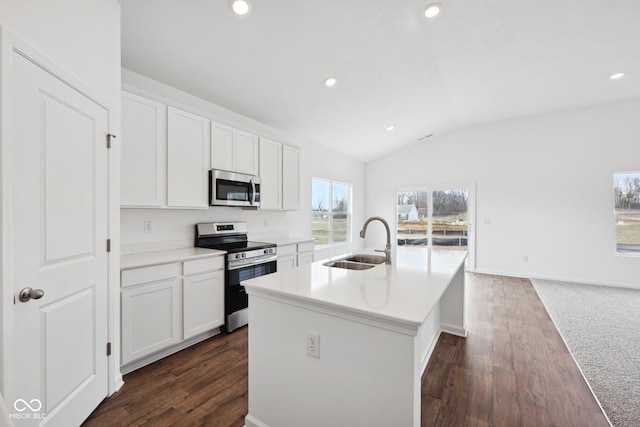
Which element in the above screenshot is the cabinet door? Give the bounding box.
[183,270,224,339]
[297,252,314,266]
[211,121,235,171]
[277,254,297,271]
[121,278,181,365]
[235,130,259,175]
[167,106,210,208]
[282,145,300,210]
[259,137,282,210]
[121,91,166,207]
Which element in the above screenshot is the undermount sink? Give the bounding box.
[323,260,375,270]
[323,253,386,270]
[343,254,386,265]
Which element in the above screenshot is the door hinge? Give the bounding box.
[107,239,111,252]
[106,342,112,356]
[107,133,116,149]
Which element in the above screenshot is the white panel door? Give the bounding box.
[7,52,109,426]
[258,138,282,210]
[167,107,209,208]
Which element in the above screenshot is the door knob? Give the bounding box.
[18,287,45,302]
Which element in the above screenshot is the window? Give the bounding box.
[396,188,469,250]
[312,178,352,246]
[614,172,640,254]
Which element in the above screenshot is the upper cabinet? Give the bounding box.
[211,121,259,176]
[167,106,210,208]
[259,138,282,210]
[282,145,300,210]
[259,138,300,211]
[121,90,300,211]
[121,91,209,209]
[121,92,167,207]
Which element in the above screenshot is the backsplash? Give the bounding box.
[120,207,305,254]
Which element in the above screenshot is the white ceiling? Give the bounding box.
[121,0,640,162]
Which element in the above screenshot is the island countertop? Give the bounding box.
[242,246,467,330]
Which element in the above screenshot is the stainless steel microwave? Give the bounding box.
[209,169,261,208]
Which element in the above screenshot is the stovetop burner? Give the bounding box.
[194,221,276,255]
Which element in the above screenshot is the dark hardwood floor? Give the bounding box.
[83,273,610,426]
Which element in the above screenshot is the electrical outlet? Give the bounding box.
[521,255,528,262]
[307,332,320,359]
[144,221,153,233]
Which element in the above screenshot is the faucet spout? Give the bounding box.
[359,216,392,264]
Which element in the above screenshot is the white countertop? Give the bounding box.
[242,246,467,327]
[121,247,226,270]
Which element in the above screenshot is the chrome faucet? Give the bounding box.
[359,216,392,264]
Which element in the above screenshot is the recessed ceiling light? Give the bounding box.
[324,77,337,87]
[610,72,625,80]
[424,3,441,18]
[230,0,251,16]
[387,126,395,131]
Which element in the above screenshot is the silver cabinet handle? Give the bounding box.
[18,287,45,302]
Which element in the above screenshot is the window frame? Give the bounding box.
[311,177,353,247]
[613,171,640,256]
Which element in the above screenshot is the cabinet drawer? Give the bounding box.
[183,256,224,276]
[277,244,297,256]
[297,241,315,253]
[121,263,180,288]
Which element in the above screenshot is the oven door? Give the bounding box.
[210,169,261,207]
[226,259,277,314]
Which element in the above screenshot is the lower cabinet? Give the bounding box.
[121,254,224,371]
[183,270,224,339]
[277,240,315,271]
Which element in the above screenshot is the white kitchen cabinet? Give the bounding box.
[282,145,300,210]
[259,139,300,211]
[259,137,282,210]
[167,106,210,208]
[296,240,315,266]
[120,253,225,372]
[121,275,181,365]
[211,121,259,175]
[277,240,315,271]
[183,258,225,339]
[121,91,166,207]
[276,243,297,271]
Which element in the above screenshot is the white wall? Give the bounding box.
[121,69,365,257]
[365,99,640,288]
[0,0,121,107]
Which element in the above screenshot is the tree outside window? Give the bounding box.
[312,178,351,246]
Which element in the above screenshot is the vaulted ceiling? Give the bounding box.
[121,0,640,162]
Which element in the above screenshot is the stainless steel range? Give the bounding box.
[195,222,277,332]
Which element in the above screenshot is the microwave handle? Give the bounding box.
[250,179,256,205]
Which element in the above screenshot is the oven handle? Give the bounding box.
[228,254,277,270]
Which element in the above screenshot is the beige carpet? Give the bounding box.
[531,279,640,427]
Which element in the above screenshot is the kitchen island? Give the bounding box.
[242,247,467,427]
